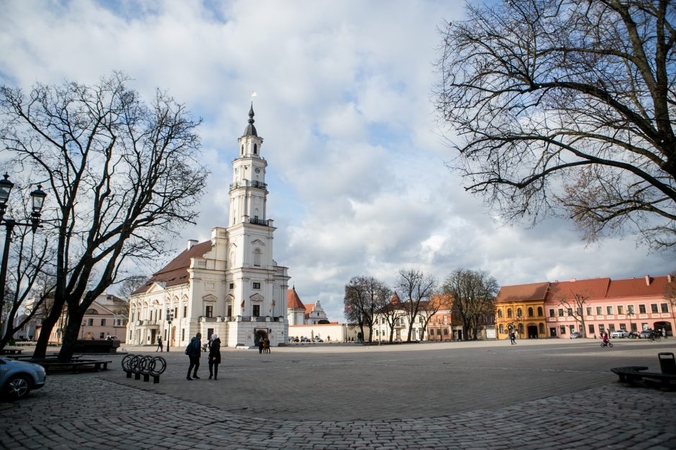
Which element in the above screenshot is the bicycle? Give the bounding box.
[600,341,613,348]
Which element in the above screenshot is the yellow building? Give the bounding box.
[495,282,549,340]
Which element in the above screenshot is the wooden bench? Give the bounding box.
[0,348,23,355]
[38,359,112,374]
[612,353,676,390]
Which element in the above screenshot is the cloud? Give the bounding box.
[1,0,672,322]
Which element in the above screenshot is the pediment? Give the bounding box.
[251,239,265,247]
[202,294,218,303]
[249,293,264,303]
[145,282,167,294]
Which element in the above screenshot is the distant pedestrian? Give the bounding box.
[509,331,516,345]
[209,334,221,380]
[258,336,264,354]
[156,336,163,352]
[185,332,202,380]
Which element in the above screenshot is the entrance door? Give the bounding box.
[527,325,538,339]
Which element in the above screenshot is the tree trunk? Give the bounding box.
[58,308,85,362]
[33,299,65,359]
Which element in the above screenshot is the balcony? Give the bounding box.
[249,217,269,226]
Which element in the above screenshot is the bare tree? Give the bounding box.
[0,213,55,348]
[344,276,390,343]
[555,290,590,338]
[116,275,149,300]
[0,72,209,361]
[417,294,446,342]
[396,269,437,342]
[378,292,404,343]
[435,0,676,249]
[442,269,497,340]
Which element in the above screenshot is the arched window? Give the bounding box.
[518,323,524,334]
[499,324,504,334]
[517,308,523,318]
[253,248,262,267]
[507,308,513,318]
[241,145,244,155]
[537,307,543,317]
[528,307,534,317]
[539,323,545,334]
[85,308,98,314]
[254,143,258,155]
[497,310,503,319]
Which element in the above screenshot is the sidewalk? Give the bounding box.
[2,339,676,449]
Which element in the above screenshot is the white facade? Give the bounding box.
[127,105,290,348]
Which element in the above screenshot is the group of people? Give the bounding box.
[185,332,222,380]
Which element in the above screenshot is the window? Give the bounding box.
[589,324,595,335]
[596,306,602,315]
[599,324,605,334]
[539,323,545,334]
[651,304,659,313]
[619,324,627,331]
[101,319,106,326]
[586,307,592,316]
[537,307,543,317]
[558,309,564,317]
[444,329,449,335]
[254,249,262,267]
[253,305,260,317]
[639,304,646,313]
[661,303,669,313]
[608,324,616,332]
[206,306,213,318]
[498,310,503,319]
[227,305,233,317]
[99,332,105,339]
[628,305,635,314]
[569,325,575,333]
[528,307,533,317]
[606,306,613,315]
[499,324,504,334]
[560,325,566,335]
[549,309,555,318]
[516,308,523,318]
[183,306,187,318]
[229,283,234,289]
[507,309,512,318]
[617,305,624,314]
[87,319,93,326]
[567,308,573,316]
[253,282,261,289]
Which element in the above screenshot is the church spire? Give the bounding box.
[243,102,258,137]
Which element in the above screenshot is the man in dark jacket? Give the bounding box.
[186,332,202,380]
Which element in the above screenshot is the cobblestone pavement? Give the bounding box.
[2,339,676,449]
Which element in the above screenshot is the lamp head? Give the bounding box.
[0,173,14,218]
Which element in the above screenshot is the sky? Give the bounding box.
[1,0,673,322]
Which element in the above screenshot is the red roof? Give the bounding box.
[287,287,305,309]
[132,241,212,295]
[496,282,549,304]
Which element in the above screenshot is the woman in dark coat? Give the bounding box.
[208,334,222,380]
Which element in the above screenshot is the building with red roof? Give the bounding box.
[495,274,674,340]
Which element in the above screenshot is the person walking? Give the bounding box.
[186,332,202,380]
[208,334,221,380]
[509,330,516,345]
[156,336,163,352]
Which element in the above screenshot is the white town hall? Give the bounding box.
[127,105,291,349]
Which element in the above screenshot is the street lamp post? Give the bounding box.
[166,308,174,352]
[0,174,47,337]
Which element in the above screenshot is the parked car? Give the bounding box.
[626,331,639,339]
[0,357,47,400]
[610,330,629,338]
[639,330,656,339]
[570,332,582,339]
[312,337,324,343]
[300,337,311,343]
[289,337,299,343]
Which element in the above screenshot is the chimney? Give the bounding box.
[645,275,651,286]
[187,239,198,250]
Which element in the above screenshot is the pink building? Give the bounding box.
[497,274,675,339]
